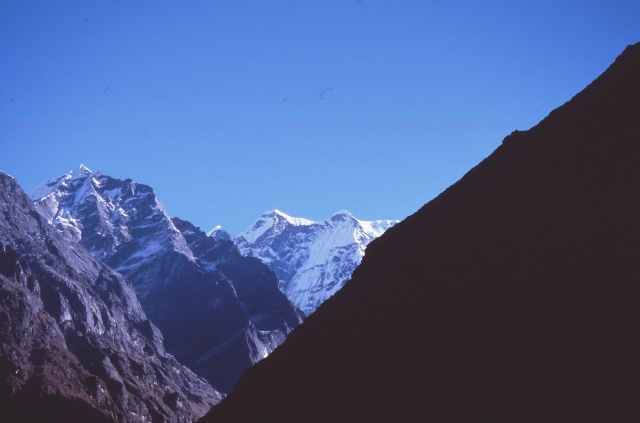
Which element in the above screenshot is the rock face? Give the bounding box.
[200,43,640,422]
[28,169,302,393]
[170,217,303,391]
[0,172,221,423]
[233,210,398,315]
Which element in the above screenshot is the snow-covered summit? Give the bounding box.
[27,165,194,266]
[331,210,352,217]
[233,210,399,315]
[27,164,95,202]
[207,225,231,241]
[69,164,93,179]
[272,209,314,226]
[234,210,313,245]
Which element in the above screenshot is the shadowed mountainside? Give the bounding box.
[0,173,221,423]
[28,169,302,394]
[201,42,640,422]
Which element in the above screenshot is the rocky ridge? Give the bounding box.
[28,168,302,394]
[0,171,221,423]
[233,210,398,315]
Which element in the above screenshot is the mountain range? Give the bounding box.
[6,38,635,423]
[232,209,398,315]
[25,167,395,398]
[27,168,303,394]
[201,42,640,422]
[0,171,221,423]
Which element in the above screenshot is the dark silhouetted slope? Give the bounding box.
[201,42,640,422]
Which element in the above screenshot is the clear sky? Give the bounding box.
[2,1,639,235]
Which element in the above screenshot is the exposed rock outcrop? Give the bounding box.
[0,172,221,423]
[28,170,302,393]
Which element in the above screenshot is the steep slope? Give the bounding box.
[233,210,397,315]
[0,172,221,423]
[28,170,302,393]
[201,43,640,422]
[171,217,303,388]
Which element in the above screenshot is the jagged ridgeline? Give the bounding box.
[27,167,303,394]
[0,172,221,423]
[200,43,640,422]
[233,210,398,316]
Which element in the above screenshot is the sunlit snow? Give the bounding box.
[233,210,398,315]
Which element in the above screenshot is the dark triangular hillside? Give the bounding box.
[201,42,640,422]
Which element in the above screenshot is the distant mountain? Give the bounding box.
[28,167,302,393]
[200,43,640,422]
[207,226,231,241]
[0,171,220,423]
[233,210,398,315]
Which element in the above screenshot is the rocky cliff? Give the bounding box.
[0,172,221,423]
[28,169,302,393]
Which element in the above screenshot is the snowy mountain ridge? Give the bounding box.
[27,165,194,278]
[1,170,221,422]
[232,209,399,315]
[235,209,313,245]
[28,166,302,393]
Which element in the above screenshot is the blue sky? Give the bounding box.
[2,1,639,234]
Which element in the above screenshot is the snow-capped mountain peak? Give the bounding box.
[207,225,231,241]
[331,210,352,217]
[233,210,399,315]
[26,164,95,202]
[69,163,93,179]
[28,166,194,264]
[235,209,313,245]
[272,209,314,226]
